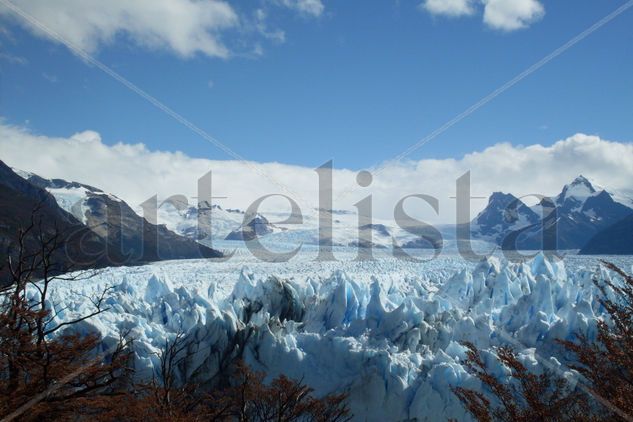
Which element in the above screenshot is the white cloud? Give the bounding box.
[0,0,239,58]
[0,51,27,65]
[276,0,325,18]
[421,0,476,18]
[482,0,544,31]
[207,79,214,89]
[0,0,324,58]
[42,72,58,83]
[253,8,286,44]
[1,122,632,224]
[420,0,544,31]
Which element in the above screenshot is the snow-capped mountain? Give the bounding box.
[545,176,632,248]
[157,201,246,241]
[266,213,412,249]
[469,176,633,251]
[157,203,407,249]
[0,161,126,283]
[16,169,222,262]
[155,201,287,243]
[532,175,633,220]
[19,170,120,223]
[552,175,626,219]
[471,192,540,244]
[607,187,633,210]
[225,213,283,241]
[14,168,633,254]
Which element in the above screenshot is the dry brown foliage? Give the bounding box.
[0,210,133,421]
[453,260,633,422]
[557,261,633,421]
[107,359,352,422]
[452,343,592,422]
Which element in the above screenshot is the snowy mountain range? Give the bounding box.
[153,174,633,254]
[0,160,126,283]
[155,200,407,249]
[9,164,419,253]
[470,192,541,244]
[0,161,222,283]
[6,163,633,256]
[472,175,633,252]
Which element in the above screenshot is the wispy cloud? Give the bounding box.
[41,72,58,83]
[274,0,325,18]
[253,8,286,44]
[0,51,27,65]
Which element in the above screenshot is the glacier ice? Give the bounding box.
[27,251,633,421]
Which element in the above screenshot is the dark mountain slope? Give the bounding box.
[0,161,124,283]
[580,215,633,255]
[21,169,223,261]
[1,162,223,283]
[471,192,540,245]
[513,177,633,250]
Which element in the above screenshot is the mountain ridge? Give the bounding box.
[472,176,633,252]
[9,165,222,267]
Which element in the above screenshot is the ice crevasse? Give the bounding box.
[29,253,621,421]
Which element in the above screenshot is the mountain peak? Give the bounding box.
[472,192,539,242]
[488,191,517,203]
[558,175,597,205]
[570,174,594,188]
[548,176,633,211]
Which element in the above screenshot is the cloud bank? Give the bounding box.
[1,122,632,224]
[421,0,545,31]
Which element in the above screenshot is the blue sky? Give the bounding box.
[1,0,632,171]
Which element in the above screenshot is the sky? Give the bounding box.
[1,0,633,222]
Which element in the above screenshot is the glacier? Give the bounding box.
[28,249,633,421]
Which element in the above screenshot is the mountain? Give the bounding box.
[508,176,633,250]
[24,170,624,254]
[0,161,126,283]
[551,175,628,220]
[154,201,399,248]
[471,192,540,244]
[345,224,393,249]
[157,201,254,241]
[360,223,390,237]
[579,214,633,255]
[18,169,222,262]
[225,214,281,241]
